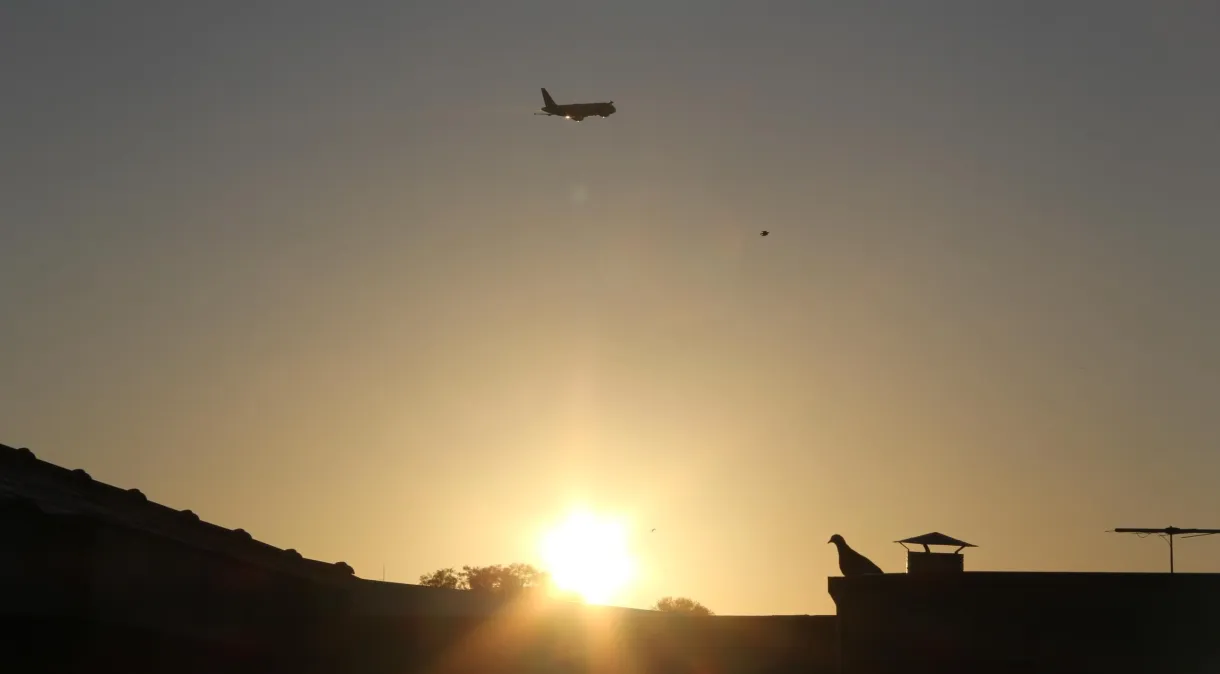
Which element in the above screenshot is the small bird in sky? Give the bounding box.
[759,230,769,236]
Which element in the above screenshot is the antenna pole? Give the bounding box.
[1111,526,1220,573]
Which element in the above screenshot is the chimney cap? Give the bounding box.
[895,532,976,553]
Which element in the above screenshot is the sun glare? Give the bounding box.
[540,510,635,605]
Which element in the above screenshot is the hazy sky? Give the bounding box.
[2,2,1218,616]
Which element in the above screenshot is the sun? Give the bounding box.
[539,510,635,605]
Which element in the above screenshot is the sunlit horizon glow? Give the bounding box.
[540,510,636,605]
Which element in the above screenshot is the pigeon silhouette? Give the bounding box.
[828,534,883,577]
[760,230,769,236]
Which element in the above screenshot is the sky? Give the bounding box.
[2,2,1218,616]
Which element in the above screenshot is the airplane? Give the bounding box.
[534,88,616,122]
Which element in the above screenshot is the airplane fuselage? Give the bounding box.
[538,88,615,122]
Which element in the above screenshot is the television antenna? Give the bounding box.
[1109,526,1220,574]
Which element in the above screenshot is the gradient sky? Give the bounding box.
[2,2,1218,616]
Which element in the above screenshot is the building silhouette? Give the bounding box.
[830,532,1220,673]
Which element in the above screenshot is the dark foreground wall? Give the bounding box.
[342,580,838,674]
[1,500,347,674]
[0,616,288,674]
[333,603,839,674]
[3,604,836,674]
[2,501,836,673]
[3,445,836,673]
[830,572,1220,674]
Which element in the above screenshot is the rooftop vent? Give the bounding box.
[895,532,976,574]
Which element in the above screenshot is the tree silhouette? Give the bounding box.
[652,596,713,616]
[418,563,581,600]
[417,567,462,589]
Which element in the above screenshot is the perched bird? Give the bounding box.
[760,230,770,236]
[828,534,884,577]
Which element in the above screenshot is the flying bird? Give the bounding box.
[760,230,769,236]
[828,534,884,577]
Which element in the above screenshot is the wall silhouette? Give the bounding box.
[1,443,837,674]
[333,602,838,674]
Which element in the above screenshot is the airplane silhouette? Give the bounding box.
[534,88,616,122]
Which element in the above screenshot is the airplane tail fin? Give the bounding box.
[541,88,558,109]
